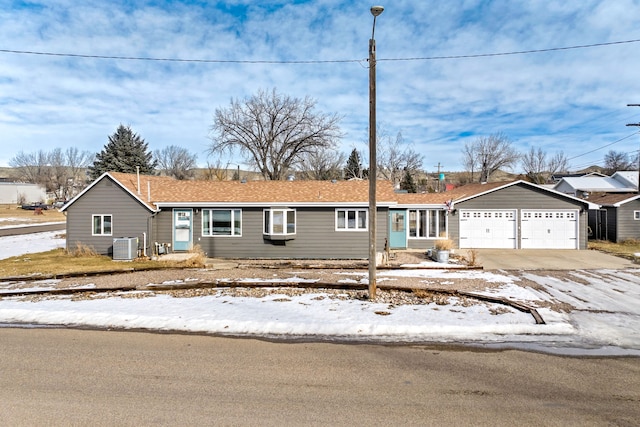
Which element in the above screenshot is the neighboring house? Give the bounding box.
[610,171,639,189]
[61,173,596,259]
[553,171,640,242]
[0,181,47,205]
[553,171,638,197]
[550,171,606,183]
[586,192,640,242]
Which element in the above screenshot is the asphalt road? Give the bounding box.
[0,222,65,237]
[1,328,638,426]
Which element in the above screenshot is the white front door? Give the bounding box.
[459,209,517,249]
[521,210,578,249]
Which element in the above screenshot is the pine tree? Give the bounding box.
[88,125,157,180]
[344,148,362,179]
[400,169,418,193]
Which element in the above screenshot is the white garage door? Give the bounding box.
[459,210,517,249]
[521,210,578,249]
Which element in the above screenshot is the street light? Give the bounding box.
[368,5,383,300]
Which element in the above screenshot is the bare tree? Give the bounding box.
[521,147,569,184]
[9,148,93,200]
[9,150,49,185]
[209,88,342,180]
[463,132,520,182]
[298,147,345,180]
[547,151,569,177]
[154,145,198,180]
[201,158,231,181]
[376,130,424,188]
[603,150,634,175]
[48,148,68,199]
[461,142,480,183]
[65,147,94,198]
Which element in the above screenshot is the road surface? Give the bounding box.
[0,222,65,237]
[1,328,638,426]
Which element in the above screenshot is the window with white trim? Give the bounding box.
[408,209,446,238]
[92,214,112,236]
[635,211,640,220]
[336,209,367,231]
[264,209,296,236]
[202,209,242,236]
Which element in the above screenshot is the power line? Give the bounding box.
[565,132,638,161]
[1,38,639,64]
[379,39,640,62]
[0,48,362,64]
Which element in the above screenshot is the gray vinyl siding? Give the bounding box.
[614,201,640,242]
[65,177,153,255]
[155,206,388,259]
[449,183,589,249]
[407,239,440,250]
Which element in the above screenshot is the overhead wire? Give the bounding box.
[1,38,639,63]
[3,38,640,169]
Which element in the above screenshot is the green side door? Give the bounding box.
[389,209,407,249]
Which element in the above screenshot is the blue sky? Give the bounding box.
[2,0,640,174]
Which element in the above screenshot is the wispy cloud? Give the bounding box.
[1,0,640,173]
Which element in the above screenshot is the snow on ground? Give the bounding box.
[0,232,639,355]
[0,231,65,260]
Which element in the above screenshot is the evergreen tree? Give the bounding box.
[88,125,157,180]
[344,148,362,179]
[400,169,418,193]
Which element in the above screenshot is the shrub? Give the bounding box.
[67,242,99,257]
[181,245,206,268]
[466,249,478,266]
[434,238,453,251]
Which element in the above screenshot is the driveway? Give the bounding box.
[471,249,638,270]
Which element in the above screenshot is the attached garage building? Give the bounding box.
[448,181,595,250]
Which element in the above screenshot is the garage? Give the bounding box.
[520,209,578,249]
[459,209,517,249]
[448,181,592,250]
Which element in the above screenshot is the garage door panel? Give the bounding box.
[521,210,578,249]
[459,210,517,249]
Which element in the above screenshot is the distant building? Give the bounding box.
[0,182,47,204]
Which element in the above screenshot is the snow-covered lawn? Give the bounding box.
[0,232,639,356]
[0,231,65,260]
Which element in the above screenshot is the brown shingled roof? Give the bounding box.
[108,172,398,205]
[394,181,513,205]
[587,192,639,206]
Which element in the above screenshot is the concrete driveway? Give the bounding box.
[471,249,639,270]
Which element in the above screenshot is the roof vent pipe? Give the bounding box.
[136,166,141,195]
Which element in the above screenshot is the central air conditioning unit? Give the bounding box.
[113,237,138,261]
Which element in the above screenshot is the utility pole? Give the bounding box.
[626,104,640,194]
[368,5,384,300]
[434,162,442,192]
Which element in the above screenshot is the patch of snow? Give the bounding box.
[1,233,640,355]
[0,231,65,260]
